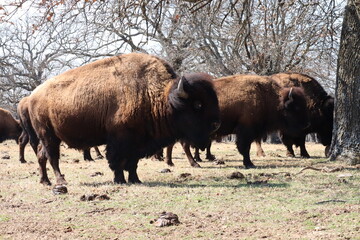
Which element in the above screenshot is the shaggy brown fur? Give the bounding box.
[163,74,309,168]
[17,96,103,164]
[255,72,334,158]
[0,107,22,143]
[27,53,220,185]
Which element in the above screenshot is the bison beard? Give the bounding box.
[26,53,220,185]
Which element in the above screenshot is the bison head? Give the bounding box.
[316,95,334,146]
[280,87,309,135]
[168,73,220,150]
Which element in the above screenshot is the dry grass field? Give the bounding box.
[0,140,359,240]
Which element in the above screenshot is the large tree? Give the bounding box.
[329,0,360,165]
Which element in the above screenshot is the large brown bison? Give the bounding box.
[0,107,22,144]
[26,53,220,185]
[163,74,309,168]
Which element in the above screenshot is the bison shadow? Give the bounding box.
[79,180,289,189]
[143,181,290,189]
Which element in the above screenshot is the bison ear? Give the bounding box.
[177,76,189,99]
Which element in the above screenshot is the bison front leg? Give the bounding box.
[106,142,127,184]
[126,159,142,184]
[295,136,310,158]
[205,142,216,161]
[255,140,266,157]
[165,144,175,167]
[193,147,203,162]
[181,142,201,168]
[236,131,256,169]
[281,134,296,157]
[114,169,126,184]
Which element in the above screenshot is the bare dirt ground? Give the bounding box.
[0,141,359,240]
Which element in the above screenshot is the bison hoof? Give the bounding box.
[244,164,256,169]
[300,154,310,158]
[167,162,175,167]
[114,178,127,184]
[191,163,201,168]
[206,155,216,161]
[20,159,27,163]
[128,179,142,184]
[256,152,266,157]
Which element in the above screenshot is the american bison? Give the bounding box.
[255,73,334,158]
[163,74,309,168]
[0,107,22,144]
[26,53,220,185]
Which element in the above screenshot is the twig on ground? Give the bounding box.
[296,166,344,175]
[85,208,114,214]
[315,199,347,204]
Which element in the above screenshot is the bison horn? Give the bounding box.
[177,76,189,99]
[288,87,294,101]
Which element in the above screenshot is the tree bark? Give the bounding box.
[329,0,360,165]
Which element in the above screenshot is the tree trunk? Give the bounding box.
[329,0,360,165]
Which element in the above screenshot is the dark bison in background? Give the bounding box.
[26,52,220,185]
[0,107,22,144]
[255,72,334,158]
[163,74,309,168]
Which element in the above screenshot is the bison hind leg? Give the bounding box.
[37,146,51,185]
[40,136,66,186]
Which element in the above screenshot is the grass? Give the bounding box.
[0,140,359,239]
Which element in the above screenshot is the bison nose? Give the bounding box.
[211,121,221,134]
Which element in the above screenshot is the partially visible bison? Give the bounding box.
[0,107,22,144]
[26,53,220,185]
[163,74,309,168]
[255,73,334,158]
[18,96,40,163]
[83,146,104,161]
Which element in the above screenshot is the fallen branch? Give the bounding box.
[85,208,114,214]
[296,166,344,175]
[315,199,346,204]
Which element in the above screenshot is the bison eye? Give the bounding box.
[194,101,202,110]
